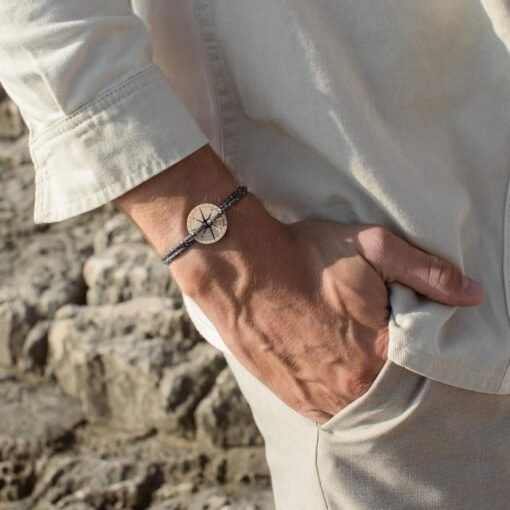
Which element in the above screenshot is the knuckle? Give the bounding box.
[361,226,393,266]
[345,371,374,400]
[288,395,309,414]
[369,226,391,251]
[426,255,456,288]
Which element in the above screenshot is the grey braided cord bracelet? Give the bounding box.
[161,185,248,265]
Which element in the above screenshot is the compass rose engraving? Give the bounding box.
[186,203,228,244]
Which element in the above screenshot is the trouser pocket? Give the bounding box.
[317,358,395,432]
[316,363,430,510]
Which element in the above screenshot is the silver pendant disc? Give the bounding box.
[186,203,228,244]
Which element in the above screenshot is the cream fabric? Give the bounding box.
[225,351,510,510]
[1,1,510,394]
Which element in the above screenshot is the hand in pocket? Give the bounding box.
[185,219,485,424]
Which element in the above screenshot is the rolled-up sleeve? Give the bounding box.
[0,0,209,223]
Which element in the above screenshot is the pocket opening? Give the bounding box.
[317,359,395,432]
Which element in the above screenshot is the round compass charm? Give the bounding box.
[186,203,228,244]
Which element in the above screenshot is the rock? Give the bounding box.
[18,321,50,373]
[224,449,270,486]
[87,214,183,305]
[0,99,25,140]
[16,232,89,318]
[150,481,196,504]
[0,163,35,245]
[29,454,162,510]
[93,214,144,253]
[195,369,264,448]
[159,343,226,437]
[71,428,214,486]
[0,224,96,369]
[83,243,181,306]
[0,376,82,504]
[0,298,36,367]
[4,230,93,320]
[48,298,222,434]
[0,377,82,454]
[0,135,30,167]
[150,484,275,510]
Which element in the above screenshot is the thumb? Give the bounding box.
[359,228,485,307]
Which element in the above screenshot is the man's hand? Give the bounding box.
[186,219,483,423]
[115,145,484,423]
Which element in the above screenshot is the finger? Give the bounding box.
[360,227,485,307]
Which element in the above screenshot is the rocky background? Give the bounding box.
[0,86,274,510]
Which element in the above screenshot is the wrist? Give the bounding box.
[114,144,288,299]
[115,145,238,253]
[171,191,287,299]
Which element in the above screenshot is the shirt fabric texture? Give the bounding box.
[1,0,510,395]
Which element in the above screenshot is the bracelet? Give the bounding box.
[161,185,248,265]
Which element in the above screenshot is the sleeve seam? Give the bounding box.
[31,71,169,169]
[30,71,175,170]
[30,63,160,146]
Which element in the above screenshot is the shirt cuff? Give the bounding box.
[29,64,209,223]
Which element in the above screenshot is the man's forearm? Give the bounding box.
[114,144,285,297]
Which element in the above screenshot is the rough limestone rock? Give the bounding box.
[150,484,275,510]
[158,343,227,437]
[0,222,99,370]
[0,162,35,243]
[195,369,264,448]
[18,320,50,373]
[29,455,161,510]
[0,98,25,140]
[1,227,95,321]
[93,214,145,253]
[225,449,270,486]
[0,374,82,504]
[84,243,181,305]
[0,298,36,367]
[0,135,30,167]
[48,298,225,434]
[14,232,92,318]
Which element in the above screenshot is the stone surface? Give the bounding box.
[0,162,37,262]
[48,298,224,434]
[0,98,26,140]
[14,231,91,318]
[84,243,181,305]
[0,376,82,453]
[224,449,271,486]
[1,227,95,323]
[149,485,275,510]
[195,369,264,448]
[0,299,36,367]
[18,320,50,373]
[0,135,31,167]
[0,375,83,504]
[0,228,92,370]
[159,343,227,437]
[93,214,145,253]
[29,454,162,510]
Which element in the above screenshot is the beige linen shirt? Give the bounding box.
[1,0,510,394]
